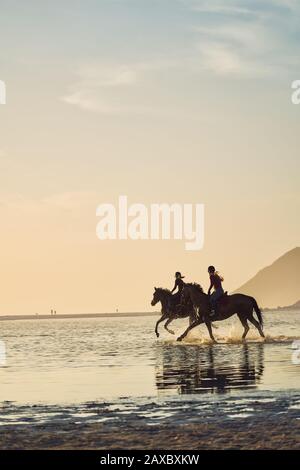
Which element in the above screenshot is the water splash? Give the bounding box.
[176,321,300,345]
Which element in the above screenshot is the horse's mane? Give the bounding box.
[155,287,172,294]
[184,282,204,293]
[155,283,203,295]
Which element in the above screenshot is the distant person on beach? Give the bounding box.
[170,272,185,308]
[208,266,224,317]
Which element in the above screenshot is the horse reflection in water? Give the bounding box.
[155,343,264,395]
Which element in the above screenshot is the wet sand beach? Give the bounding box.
[2,417,298,450]
[0,392,299,449]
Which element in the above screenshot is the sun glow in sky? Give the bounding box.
[0,0,299,313]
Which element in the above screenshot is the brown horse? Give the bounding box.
[177,283,265,343]
[151,287,197,337]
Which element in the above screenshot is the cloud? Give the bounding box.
[79,64,138,88]
[61,0,300,110]
[189,0,300,77]
[62,90,126,114]
[190,2,257,16]
[186,0,300,15]
[62,60,178,114]
[197,42,250,76]
[195,22,274,77]
[61,63,138,114]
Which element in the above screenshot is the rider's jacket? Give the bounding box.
[172,278,184,293]
[209,273,222,290]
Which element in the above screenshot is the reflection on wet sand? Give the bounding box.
[155,343,264,395]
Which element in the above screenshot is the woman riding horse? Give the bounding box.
[177,283,264,343]
[208,265,224,317]
[170,271,185,309]
[151,285,197,338]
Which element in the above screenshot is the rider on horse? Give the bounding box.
[170,271,185,309]
[208,266,224,317]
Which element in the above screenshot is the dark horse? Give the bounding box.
[151,287,197,338]
[177,283,265,343]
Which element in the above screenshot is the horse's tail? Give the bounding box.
[252,298,263,327]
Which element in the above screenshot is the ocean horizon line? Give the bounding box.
[0,311,159,322]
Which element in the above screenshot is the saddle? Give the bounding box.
[216,291,229,307]
[168,294,193,316]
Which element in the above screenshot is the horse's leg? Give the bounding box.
[248,314,265,338]
[189,307,197,325]
[177,319,202,342]
[164,317,175,335]
[155,314,167,338]
[204,318,217,343]
[238,313,249,341]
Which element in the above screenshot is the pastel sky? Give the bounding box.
[0,0,299,313]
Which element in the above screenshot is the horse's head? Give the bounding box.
[151,287,171,306]
[151,287,162,306]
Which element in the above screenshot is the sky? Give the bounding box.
[0,0,299,314]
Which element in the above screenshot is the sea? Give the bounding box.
[0,310,299,426]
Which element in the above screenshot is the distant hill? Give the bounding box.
[263,299,300,312]
[290,299,300,309]
[234,247,300,308]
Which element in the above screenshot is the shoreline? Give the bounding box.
[0,308,298,322]
[0,312,159,322]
